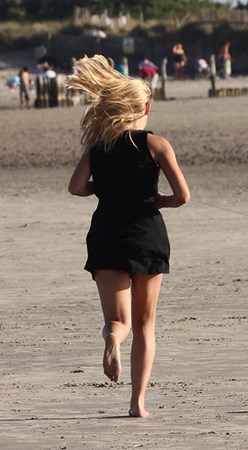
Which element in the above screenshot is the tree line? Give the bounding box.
[1,0,247,22]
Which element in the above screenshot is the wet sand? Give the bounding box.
[0,62,248,449]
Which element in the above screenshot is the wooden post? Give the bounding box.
[209,54,216,97]
[48,77,58,107]
[34,76,42,108]
[43,77,49,107]
[161,58,167,100]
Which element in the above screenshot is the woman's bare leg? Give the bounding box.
[129,273,163,418]
[95,270,132,382]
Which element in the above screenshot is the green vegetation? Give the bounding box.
[0,0,235,22]
[0,20,71,48]
[0,1,247,49]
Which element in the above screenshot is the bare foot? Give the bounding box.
[103,333,121,382]
[128,407,150,418]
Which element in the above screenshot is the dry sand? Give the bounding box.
[0,53,248,449]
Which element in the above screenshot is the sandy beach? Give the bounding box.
[0,53,248,449]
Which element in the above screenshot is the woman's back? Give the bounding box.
[90,130,159,206]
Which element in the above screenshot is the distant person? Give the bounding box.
[138,58,159,99]
[7,75,20,90]
[19,65,30,109]
[172,43,187,79]
[43,63,56,79]
[107,57,115,68]
[218,42,232,79]
[194,58,210,78]
[116,57,129,76]
[70,57,77,71]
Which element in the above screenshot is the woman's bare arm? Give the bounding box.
[147,133,191,208]
[68,152,94,196]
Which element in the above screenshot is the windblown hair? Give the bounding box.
[66,54,151,151]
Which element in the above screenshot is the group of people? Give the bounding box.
[172,41,232,79]
[12,63,57,109]
[138,40,232,89]
[137,44,187,97]
[16,40,232,109]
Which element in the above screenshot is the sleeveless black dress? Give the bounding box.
[84,130,170,279]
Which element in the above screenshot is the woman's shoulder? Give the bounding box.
[147,133,174,162]
[147,132,170,147]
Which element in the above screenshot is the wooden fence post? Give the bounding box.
[34,76,43,108]
[161,58,167,100]
[209,54,216,97]
[35,76,58,108]
[48,78,58,107]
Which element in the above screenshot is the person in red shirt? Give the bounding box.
[138,59,159,99]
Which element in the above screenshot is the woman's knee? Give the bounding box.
[132,316,155,335]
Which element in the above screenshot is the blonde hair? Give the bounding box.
[66,54,151,151]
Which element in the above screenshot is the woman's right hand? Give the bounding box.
[153,192,166,209]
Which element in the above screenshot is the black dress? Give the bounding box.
[84,130,170,279]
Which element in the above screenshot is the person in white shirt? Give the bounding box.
[43,63,56,79]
